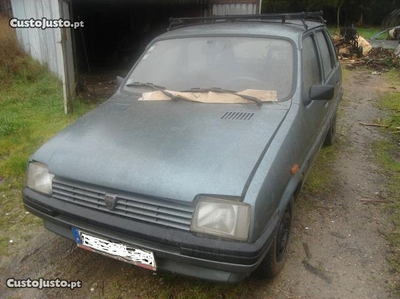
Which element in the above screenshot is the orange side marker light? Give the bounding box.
[291,164,299,174]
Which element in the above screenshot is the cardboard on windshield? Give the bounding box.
[138,89,278,103]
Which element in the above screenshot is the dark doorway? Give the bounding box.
[71,0,208,100]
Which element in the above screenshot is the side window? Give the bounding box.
[315,31,333,80]
[302,35,320,97]
[325,31,339,65]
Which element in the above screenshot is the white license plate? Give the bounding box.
[72,228,156,271]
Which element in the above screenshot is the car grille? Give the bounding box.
[51,177,194,231]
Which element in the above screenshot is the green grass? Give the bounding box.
[0,57,93,255]
[378,70,400,135]
[303,144,338,194]
[328,26,384,40]
[0,62,92,187]
[356,27,382,39]
[374,70,400,275]
[342,67,351,81]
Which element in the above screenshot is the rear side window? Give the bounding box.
[325,33,338,65]
[302,36,320,96]
[315,31,333,79]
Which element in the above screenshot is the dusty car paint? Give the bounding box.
[23,15,342,282]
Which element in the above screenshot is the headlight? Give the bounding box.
[191,196,251,241]
[27,162,54,195]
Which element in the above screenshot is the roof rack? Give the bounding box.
[168,11,324,31]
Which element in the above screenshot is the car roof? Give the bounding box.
[157,20,325,41]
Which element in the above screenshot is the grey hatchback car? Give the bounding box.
[23,12,342,283]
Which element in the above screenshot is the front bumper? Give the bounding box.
[23,188,276,283]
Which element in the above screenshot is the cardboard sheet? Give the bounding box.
[138,89,278,103]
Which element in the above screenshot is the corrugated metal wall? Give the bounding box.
[10,0,64,81]
[212,3,257,15]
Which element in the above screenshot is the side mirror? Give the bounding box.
[116,76,125,87]
[309,85,334,101]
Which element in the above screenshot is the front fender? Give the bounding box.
[278,172,303,213]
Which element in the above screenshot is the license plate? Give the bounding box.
[71,227,156,271]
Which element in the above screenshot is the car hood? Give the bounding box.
[33,96,290,202]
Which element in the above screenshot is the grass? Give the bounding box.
[0,15,93,255]
[374,70,400,276]
[303,145,338,194]
[356,27,382,39]
[328,26,384,40]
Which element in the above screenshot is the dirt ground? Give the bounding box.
[0,69,398,299]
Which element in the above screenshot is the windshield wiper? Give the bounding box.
[126,81,166,90]
[182,87,262,106]
[125,82,186,101]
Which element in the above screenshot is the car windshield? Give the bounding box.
[124,37,294,101]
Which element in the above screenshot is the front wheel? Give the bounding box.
[254,199,293,278]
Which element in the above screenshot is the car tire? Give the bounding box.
[323,113,337,146]
[254,198,294,279]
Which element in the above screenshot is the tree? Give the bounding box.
[337,0,344,31]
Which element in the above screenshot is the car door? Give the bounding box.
[299,33,325,175]
[314,29,342,118]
